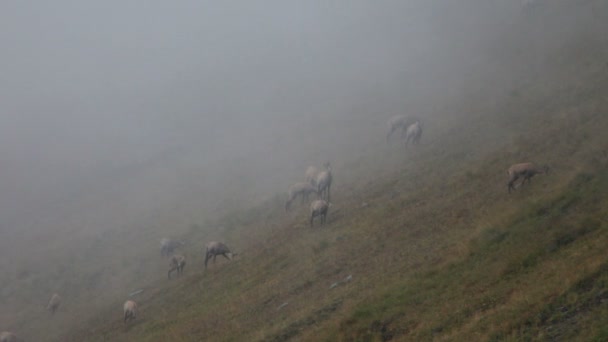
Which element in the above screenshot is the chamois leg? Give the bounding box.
[204,253,211,269]
[508,175,519,193]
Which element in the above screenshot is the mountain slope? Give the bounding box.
[3,1,608,341]
[63,18,608,342]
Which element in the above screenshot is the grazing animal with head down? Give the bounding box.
[285,182,318,211]
[507,162,549,193]
[204,241,234,269]
[387,115,420,142]
[47,293,61,315]
[316,163,332,202]
[310,199,329,227]
[404,120,422,147]
[160,238,185,257]
[168,255,186,279]
[0,332,23,342]
[123,300,138,323]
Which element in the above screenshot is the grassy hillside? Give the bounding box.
[63,17,608,342]
[3,1,608,341]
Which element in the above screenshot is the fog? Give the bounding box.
[2,1,493,238]
[1,0,606,336]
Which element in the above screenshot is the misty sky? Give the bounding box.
[0,1,522,232]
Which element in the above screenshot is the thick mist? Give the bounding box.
[1,0,603,252]
[2,0,607,337]
[0,1,526,236]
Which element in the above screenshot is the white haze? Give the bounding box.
[1,1,496,238]
[2,0,608,338]
[1,2,607,328]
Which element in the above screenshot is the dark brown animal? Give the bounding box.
[204,242,234,269]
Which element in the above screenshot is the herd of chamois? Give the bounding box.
[2,112,550,340]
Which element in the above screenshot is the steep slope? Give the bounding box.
[60,7,608,342]
[3,1,608,341]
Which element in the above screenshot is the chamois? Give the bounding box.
[304,166,320,186]
[47,293,61,315]
[168,255,186,279]
[404,120,422,147]
[507,162,549,193]
[123,300,138,323]
[310,199,329,227]
[316,163,332,202]
[285,182,318,211]
[160,238,185,257]
[204,241,234,269]
[387,115,420,142]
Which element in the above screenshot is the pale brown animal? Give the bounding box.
[123,300,138,323]
[310,199,329,227]
[404,120,422,147]
[204,241,234,269]
[507,162,549,193]
[168,255,186,279]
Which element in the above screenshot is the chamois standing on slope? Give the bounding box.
[285,182,318,211]
[47,293,61,315]
[507,162,549,193]
[123,300,138,324]
[168,255,186,279]
[316,163,333,202]
[386,115,420,143]
[404,120,423,147]
[310,199,330,227]
[204,241,235,269]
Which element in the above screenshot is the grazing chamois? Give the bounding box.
[507,162,549,193]
[123,300,138,323]
[168,255,186,279]
[310,199,330,227]
[204,241,234,269]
